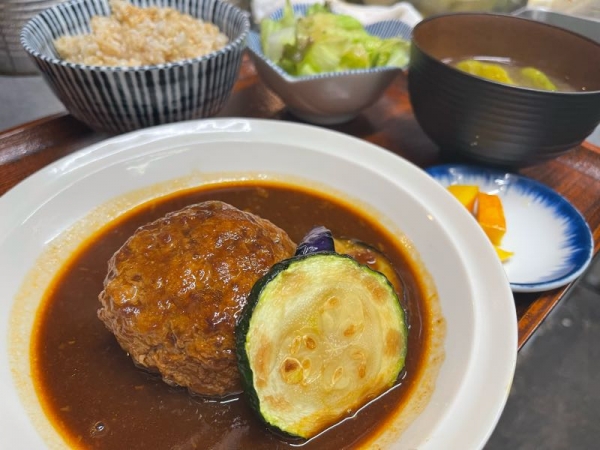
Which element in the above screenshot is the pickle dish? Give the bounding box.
[427,163,594,292]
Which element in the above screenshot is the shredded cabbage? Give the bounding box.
[260,1,409,76]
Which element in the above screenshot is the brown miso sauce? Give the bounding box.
[32,181,431,449]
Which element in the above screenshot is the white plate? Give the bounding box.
[426,164,594,293]
[0,119,516,449]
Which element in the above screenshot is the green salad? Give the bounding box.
[260,1,410,76]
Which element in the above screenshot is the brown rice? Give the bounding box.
[54,0,229,66]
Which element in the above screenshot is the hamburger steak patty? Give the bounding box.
[98,201,296,397]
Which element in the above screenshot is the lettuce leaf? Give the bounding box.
[260,0,296,62]
[261,0,410,76]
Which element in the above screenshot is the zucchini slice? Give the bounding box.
[236,252,408,439]
[334,237,404,297]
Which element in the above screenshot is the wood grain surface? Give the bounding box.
[2,55,599,350]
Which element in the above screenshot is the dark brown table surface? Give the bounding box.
[2,55,599,350]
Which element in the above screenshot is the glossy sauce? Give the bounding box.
[33,182,431,449]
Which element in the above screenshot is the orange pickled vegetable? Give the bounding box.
[447,185,479,213]
[494,246,514,262]
[476,192,507,246]
[445,186,513,262]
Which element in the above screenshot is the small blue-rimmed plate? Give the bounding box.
[426,164,593,293]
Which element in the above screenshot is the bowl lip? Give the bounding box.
[410,12,600,96]
[19,0,251,72]
[246,3,412,83]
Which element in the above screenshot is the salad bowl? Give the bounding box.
[246,3,412,124]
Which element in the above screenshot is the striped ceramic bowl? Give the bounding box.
[20,0,250,134]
